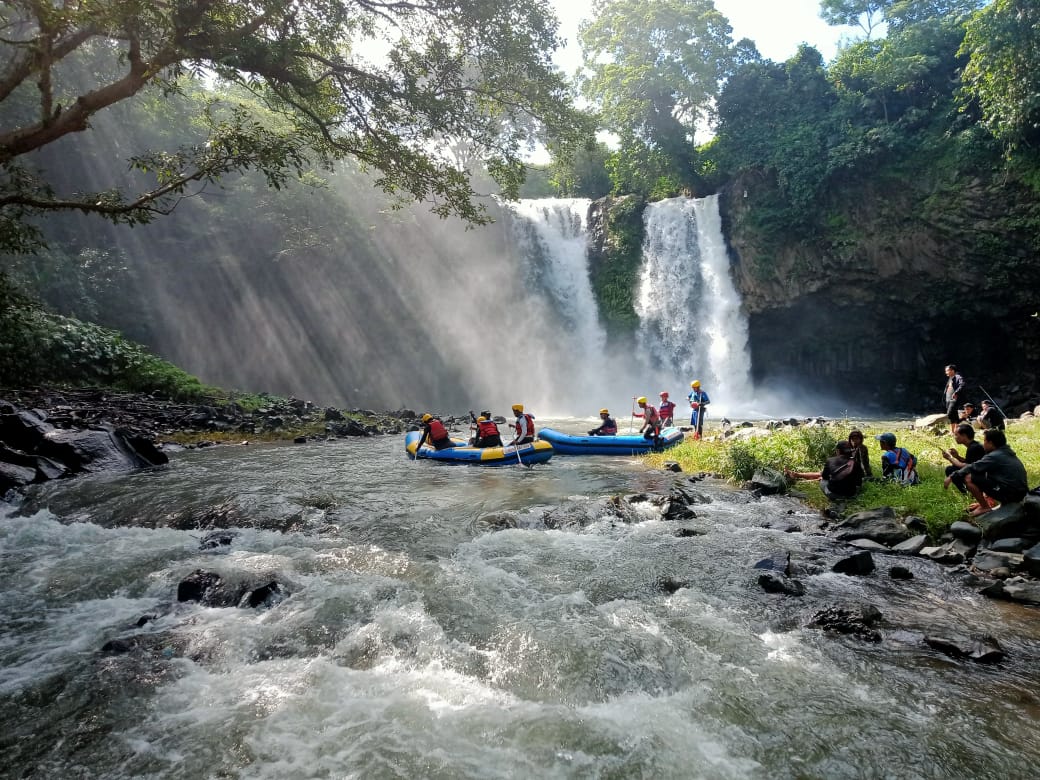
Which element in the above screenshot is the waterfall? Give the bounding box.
[506,198,606,359]
[635,195,753,415]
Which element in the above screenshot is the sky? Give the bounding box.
[548,0,858,75]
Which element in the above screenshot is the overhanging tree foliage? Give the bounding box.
[960,0,1040,152]
[0,0,590,253]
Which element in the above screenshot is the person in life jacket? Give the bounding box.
[687,380,710,438]
[876,432,919,485]
[633,396,661,445]
[509,403,536,446]
[417,413,455,451]
[658,392,676,427]
[473,415,503,448]
[588,408,618,436]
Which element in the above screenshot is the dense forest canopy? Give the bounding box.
[0,0,591,254]
[3,0,1040,407]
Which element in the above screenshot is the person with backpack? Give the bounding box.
[784,440,864,500]
[876,432,920,485]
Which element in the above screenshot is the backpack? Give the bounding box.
[829,457,857,483]
[887,447,919,485]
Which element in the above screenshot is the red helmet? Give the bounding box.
[659,391,669,397]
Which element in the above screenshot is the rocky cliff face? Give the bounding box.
[717,171,1040,414]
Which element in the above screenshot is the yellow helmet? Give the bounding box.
[637,396,647,405]
[691,380,701,388]
[511,403,524,413]
[421,413,432,423]
[599,408,609,415]
[477,416,487,422]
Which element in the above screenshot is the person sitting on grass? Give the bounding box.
[957,428,1029,517]
[978,399,1007,431]
[784,440,864,501]
[942,423,985,495]
[848,430,873,478]
[876,432,919,485]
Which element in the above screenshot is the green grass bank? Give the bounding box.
[646,420,1040,539]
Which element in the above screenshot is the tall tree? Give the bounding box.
[819,0,890,38]
[960,0,1040,150]
[0,0,588,253]
[577,0,738,196]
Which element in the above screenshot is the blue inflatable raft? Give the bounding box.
[537,426,684,456]
[405,431,554,466]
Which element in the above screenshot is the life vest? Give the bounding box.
[426,419,448,442]
[659,400,676,418]
[598,418,618,435]
[643,405,660,424]
[514,413,536,437]
[477,419,499,437]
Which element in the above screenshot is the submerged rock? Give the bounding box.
[832,551,875,575]
[808,605,883,642]
[757,572,805,596]
[924,635,1005,664]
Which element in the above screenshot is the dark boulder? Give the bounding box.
[924,635,1005,664]
[757,572,805,596]
[37,424,167,474]
[746,468,786,496]
[808,605,883,642]
[975,497,1040,542]
[834,507,911,546]
[176,569,288,609]
[889,566,914,580]
[1022,542,1040,578]
[833,551,876,576]
[949,521,983,545]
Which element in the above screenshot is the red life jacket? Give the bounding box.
[640,405,660,424]
[426,419,448,441]
[514,413,536,437]
[600,420,618,435]
[659,400,676,418]
[477,419,499,437]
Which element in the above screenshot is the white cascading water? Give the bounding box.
[507,198,605,356]
[635,195,753,414]
[504,198,612,402]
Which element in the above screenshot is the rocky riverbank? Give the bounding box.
[0,386,474,497]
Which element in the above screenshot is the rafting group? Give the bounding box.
[405,381,710,466]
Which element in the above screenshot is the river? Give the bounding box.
[3,420,1040,778]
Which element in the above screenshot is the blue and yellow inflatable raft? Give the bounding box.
[404,431,554,466]
[537,426,684,456]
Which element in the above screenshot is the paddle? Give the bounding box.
[629,396,636,433]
